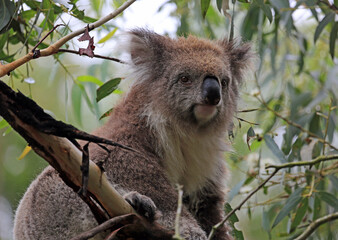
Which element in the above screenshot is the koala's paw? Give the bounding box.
[124,191,157,222]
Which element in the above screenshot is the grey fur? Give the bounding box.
[13,29,253,240]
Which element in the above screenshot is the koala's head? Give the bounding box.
[126,29,254,132]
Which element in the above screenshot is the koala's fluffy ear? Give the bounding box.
[127,29,167,66]
[220,39,255,83]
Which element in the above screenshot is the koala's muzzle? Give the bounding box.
[202,77,221,105]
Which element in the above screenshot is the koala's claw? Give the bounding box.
[124,191,157,222]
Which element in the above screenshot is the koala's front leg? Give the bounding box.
[104,153,207,240]
[188,188,233,240]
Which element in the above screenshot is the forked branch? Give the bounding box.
[0,0,136,77]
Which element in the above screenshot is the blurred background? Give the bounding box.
[0,0,337,239]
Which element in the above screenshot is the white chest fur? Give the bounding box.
[155,124,228,194]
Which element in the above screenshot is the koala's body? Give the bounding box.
[13,29,253,240]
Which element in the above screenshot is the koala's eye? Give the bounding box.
[179,76,192,85]
[221,77,229,87]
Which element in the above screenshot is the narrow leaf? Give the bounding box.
[246,127,256,150]
[329,175,338,191]
[256,0,273,23]
[224,203,244,240]
[18,146,32,160]
[290,198,308,232]
[329,21,338,59]
[201,0,211,19]
[99,108,113,120]
[314,12,335,43]
[96,78,121,102]
[317,192,338,210]
[262,207,271,233]
[98,27,118,44]
[264,135,287,163]
[272,188,304,228]
[0,119,9,129]
[77,75,103,86]
[216,0,223,12]
[71,83,83,126]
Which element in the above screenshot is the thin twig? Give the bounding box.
[57,49,126,64]
[70,214,135,240]
[235,116,259,126]
[0,0,136,77]
[173,184,184,240]
[32,24,64,53]
[294,212,338,240]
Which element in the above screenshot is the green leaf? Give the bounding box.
[96,78,121,102]
[216,0,223,12]
[329,21,338,59]
[71,83,83,126]
[224,203,244,240]
[312,195,321,221]
[201,0,211,19]
[0,118,9,129]
[255,0,272,23]
[99,108,113,120]
[75,82,95,114]
[272,188,304,228]
[77,75,103,86]
[317,192,338,210]
[0,0,16,32]
[262,207,271,233]
[329,175,338,192]
[314,12,335,43]
[246,127,256,150]
[20,10,36,20]
[228,178,246,202]
[98,27,118,44]
[290,198,308,232]
[264,135,287,163]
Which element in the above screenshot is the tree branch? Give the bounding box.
[294,212,338,240]
[57,49,126,64]
[266,154,338,170]
[0,80,134,219]
[0,0,136,77]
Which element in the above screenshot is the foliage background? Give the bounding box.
[0,0,337,239]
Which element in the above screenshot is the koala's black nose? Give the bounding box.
[202,77,221,105]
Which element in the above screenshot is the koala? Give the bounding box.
[13,29,253,240]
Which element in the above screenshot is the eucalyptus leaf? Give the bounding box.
[290,198,308,232]
[317,192,338,210]
[200,0,211,19]
[272,188,304,228]
[264,135,287,163]
[71,83,83,126]
[77,75,103,86]
[0,0,16,32]
[224,203,244,240]
[314,12,335,43]
[96,78,121,102]
[329,21,337,59]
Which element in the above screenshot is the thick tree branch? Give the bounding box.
[0,79,175,239]
[0,0,136,77]
[294,212,338,240]
[0,80,134,219]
